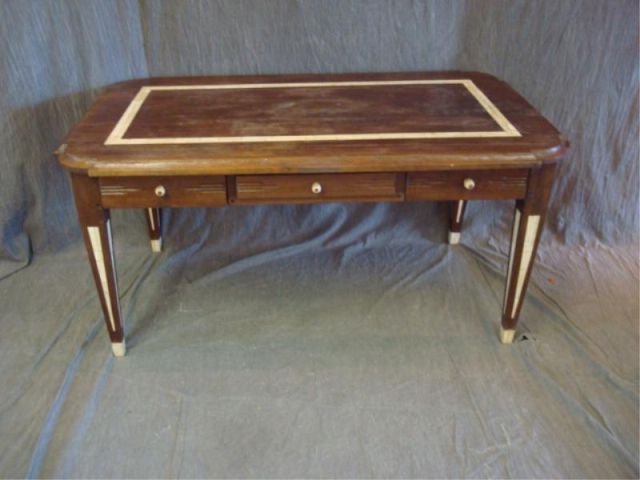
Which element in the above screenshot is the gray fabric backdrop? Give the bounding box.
[0,0,638,274]
[0,1,638,478]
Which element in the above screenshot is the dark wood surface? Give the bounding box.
[96,170,533,207]
[231,173,404,204]
[406,169,529,201]
[61,71,567,352]
[57,72,567,176]
[99,176,226,207]
[71,174,124,344]
[124,84,500,138]
[501,163,556,332]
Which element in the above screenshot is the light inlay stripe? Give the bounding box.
[108,130,518,145]
[104,79,521,146]
[455,200,464,223]
[88,223,116,331]
[105,219,120,323]
[148,79,482,90]
[462,80,520,136]
[503,208,521,314]
[147,208,155,230]
[105,87,152,145]
[510,214,540,318]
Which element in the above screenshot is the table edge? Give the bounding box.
[55,70,569,176]
[56,145,568,177]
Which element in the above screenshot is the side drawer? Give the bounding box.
[99,176,227,207]
[406,169,529,201]
[231,173,404,204]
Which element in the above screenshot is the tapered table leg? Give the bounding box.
[71,174,126,356]
[501,165,555,343]
[448,200,467,244]
[145,208,162,252]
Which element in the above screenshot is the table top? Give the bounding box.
[57,72,567,177]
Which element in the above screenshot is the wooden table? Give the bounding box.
[56,72,567,356]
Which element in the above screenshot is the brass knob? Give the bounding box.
[154,185,167,197]
[463,178,476,191]
[311,181,322,194]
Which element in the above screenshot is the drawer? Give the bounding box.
[230,173,404,204]
[406,169,529,201]
[99,176,227,207]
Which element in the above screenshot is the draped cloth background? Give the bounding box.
[0,1,638,477]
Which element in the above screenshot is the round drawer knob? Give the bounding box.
[154,185,167,197]
[463,178,476,191]
[311,181,323,194]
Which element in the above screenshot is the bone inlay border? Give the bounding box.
[147,208,156,230]
[510,214,540,318]
[88,222,116,331]
[503,208,521,314]
[105,79,521,146]
[106,218,120,321]
[101,187,141,196]
[455,200,465,223]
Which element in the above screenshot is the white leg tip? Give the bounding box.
[111,341,126,357]
[448,231,461,245]
[150,238,162,253]
[500,328,515,344]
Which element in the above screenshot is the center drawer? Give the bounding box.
[230,173,404,204]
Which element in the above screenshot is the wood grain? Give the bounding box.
[231,173,404,204]
[71,174,124,344]
[61,72,567,351]
[105,79,519,145]
[99,176,226,207]
[406,169,529,200]
[501,164,556,333]
[56,72,567,176]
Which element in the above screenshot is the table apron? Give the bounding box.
[98,169,531,208]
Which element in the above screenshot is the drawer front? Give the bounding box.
[406,169,529,201]
[99,176,227,207]
[231,173,404,204]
